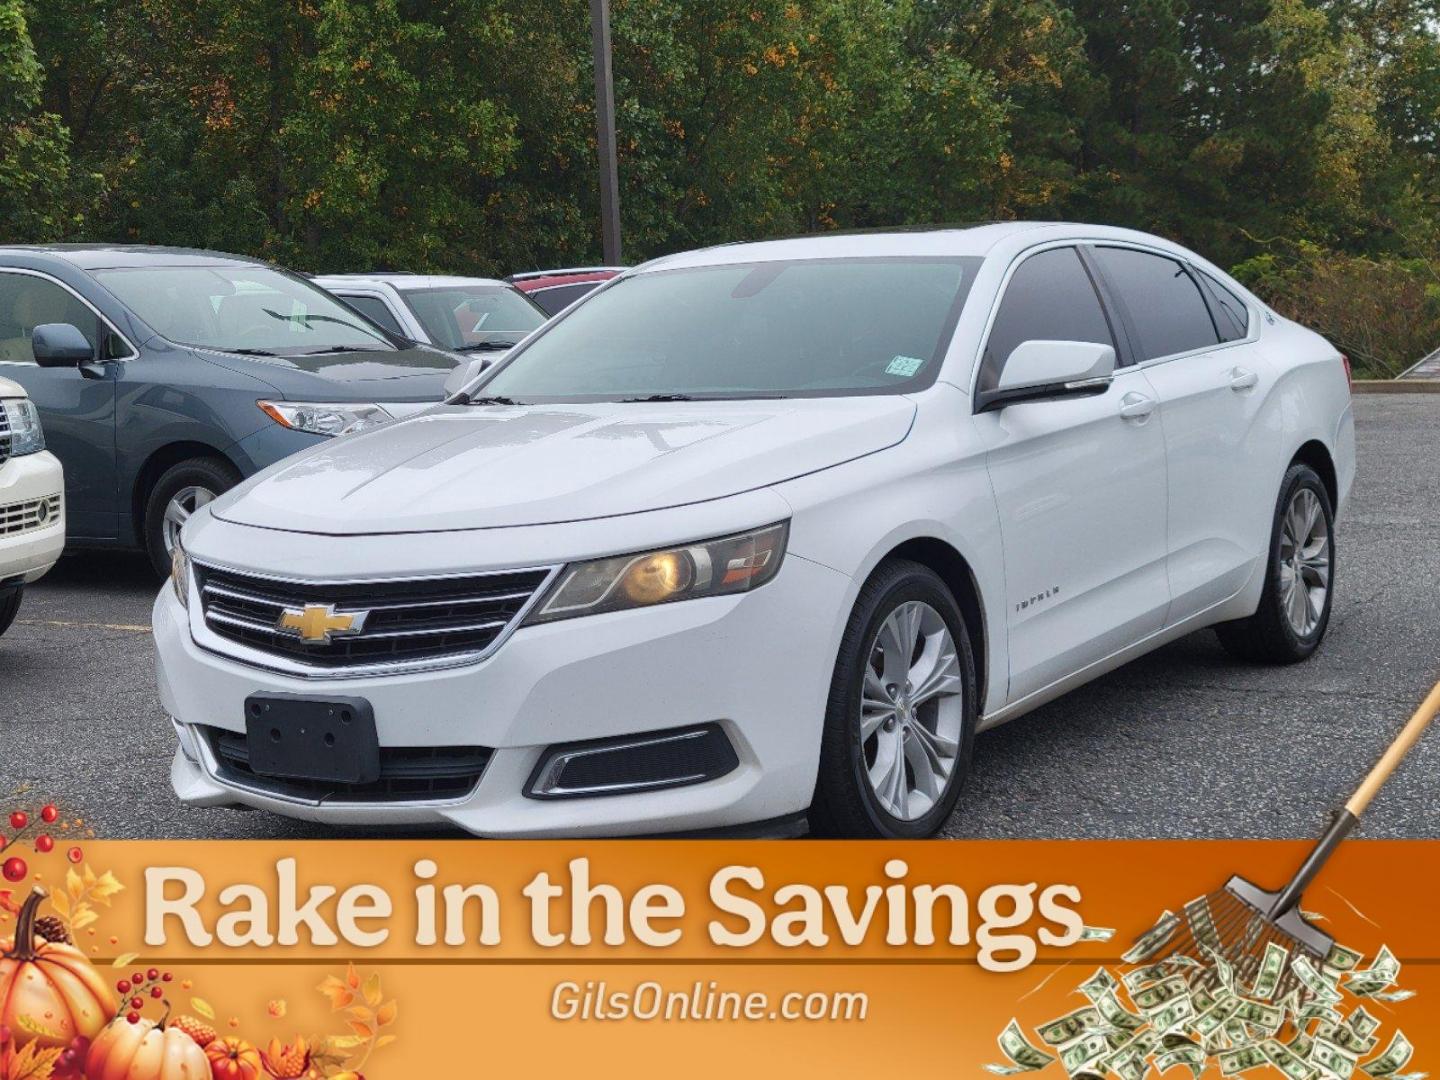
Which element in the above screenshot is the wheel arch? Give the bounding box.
[878,536,990,714]
[131,441,243,542]
[1291,439,1338,510]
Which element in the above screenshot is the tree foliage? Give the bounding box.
[4,0,1440,371]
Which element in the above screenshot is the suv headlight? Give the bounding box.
[1,398,45,456]
[258,400,393,437]
[525,522,789,625]
[171,537,191,610]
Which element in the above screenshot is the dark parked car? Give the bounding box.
[0,245,457,574]
[506,267,624,315]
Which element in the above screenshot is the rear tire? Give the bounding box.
[142,457,241,577]
[809,559,978,838]
[1216,462,1335,664]
[0,586,22,638]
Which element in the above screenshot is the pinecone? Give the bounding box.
[171,1015,218,1048]
[33,915,70,944]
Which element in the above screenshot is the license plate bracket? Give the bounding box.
[243,693,380,784]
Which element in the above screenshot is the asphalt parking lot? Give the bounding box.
[1,394,1436,840]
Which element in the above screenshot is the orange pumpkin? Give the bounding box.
[0,888,115,1049]
[86,1014,210,1080]
[206,1036,264,1080]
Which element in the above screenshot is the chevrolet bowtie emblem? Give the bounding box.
[275,603,368,644]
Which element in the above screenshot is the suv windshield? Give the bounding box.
[402,286,546,352]
[480,257,981,402]
[93,266,395,355]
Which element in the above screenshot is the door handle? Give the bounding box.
[1118,391,1156,421]
[1229,366,1258,391]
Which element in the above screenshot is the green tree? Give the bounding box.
[0,0,73,241]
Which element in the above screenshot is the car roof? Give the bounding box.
[0,244,271,271]
[507,267,626,281]
[312,273,512,290]
[632,222,1197,273]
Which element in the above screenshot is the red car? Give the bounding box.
[507,267,624,316]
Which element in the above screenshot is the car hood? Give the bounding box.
[211,396,916,534]
[197,344,454,402]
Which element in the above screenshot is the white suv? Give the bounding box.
[312,274,547,355]
[156,224,1355,838]
[0,376,64,638]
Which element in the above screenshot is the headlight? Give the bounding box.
[171,537,191,611]
[258,400,393,437]
[525,522,789,625]
[0,398,45,456]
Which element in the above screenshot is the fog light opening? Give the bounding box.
[526,724,739,800]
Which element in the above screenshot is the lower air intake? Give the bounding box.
[526,724,739,800]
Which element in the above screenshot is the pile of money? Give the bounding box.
[986,908,1421,1080]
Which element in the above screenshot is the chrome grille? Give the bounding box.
[196,563,553,673]
[0,494,61,536]
[0,406,10,467]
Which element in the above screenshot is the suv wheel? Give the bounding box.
[143,457,241,577]
[810,559,977,838]
[1216,462,1335,664]
[0,586,22,638]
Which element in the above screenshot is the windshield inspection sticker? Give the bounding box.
[886,354,925,377]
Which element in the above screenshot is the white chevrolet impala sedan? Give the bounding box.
[155,223,1355,838]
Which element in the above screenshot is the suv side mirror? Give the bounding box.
[443,356,492,401]
[32,323,96,368]
[977,340,1116,412]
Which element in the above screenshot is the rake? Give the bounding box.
[1131,679,1440,1004]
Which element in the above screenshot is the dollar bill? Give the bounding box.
[1252,941,1290,1001]
[1037,1007,1103,1047]
[1123,912,1180,965]
[1220,1045,1269,1075]
[1123,963,1171,992]
[987,1019,1058,1075]
[1290,1032,1315,1059]
[1095,990,1146,1033]
[1263,1038,1319,1080]
[1193,998,1242,1039]
[1150,995,1196,1034]
[1346,947,1400,997]
[1132,975,1189,1014]
[1325,943,1365,972]
[1349,1007,1382,1039]
[1156,1044,1206,1078]
[1060,1033,1112,1076]
[1080,925,1116,942]
[1203,944,1237,993]
[1233,999,1284,1034]
[1079,967,1119,1003]
[1361,1032,1414,1078]
[1294,955,1345,1005]
[1366,989,1416,1003]
[1319,1021,1379,1058]
[1313,1037,1360,1080]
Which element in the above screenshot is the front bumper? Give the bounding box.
[155,549,848,836]
[0,451,65,584]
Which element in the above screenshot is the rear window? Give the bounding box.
[1198,271,1250,342]
[1093,247,1220,360]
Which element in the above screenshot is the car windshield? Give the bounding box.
[92,266,395,355]
[480,257,981,402]
[401,286,546,351]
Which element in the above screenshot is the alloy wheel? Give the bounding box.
[162,485,215,558]
[1279,486,1330,637]
[859,600,965,821]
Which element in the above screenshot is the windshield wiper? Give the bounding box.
[467,395,525,406]
[618,393,695,402]
[229,347,280,357]
[455,342,518,355]
[297,345,387,356]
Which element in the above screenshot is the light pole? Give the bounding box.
[590,0,622,265]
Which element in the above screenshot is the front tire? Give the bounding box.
[142,457,241,577]
[0,586,22,638]
[809,559,978,838]
[1216,462,1335,664]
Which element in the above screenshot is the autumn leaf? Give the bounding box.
[90,871,125,905]
[345,963,360,990]
[375,1001,397,1027]
[346,1021,373,1040]
[317,976,354,1011]
[2,1040,63,1080]
[375,1034,397,1050]
[14,1015,64,1041]
[361,973,382,1007]
[191,998,216,1020]
[65,869,83,902]
[111,952,138,968]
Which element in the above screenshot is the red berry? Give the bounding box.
[150,987,163,999]
[147,967,159,981]
[35,835,54,853]
[66,846,83,864]
[130,996,143,1010]
[116,980,130,994]
[126,1012,140,1025]
[41,805,58,824]
[1,856,26,882]
[161,972,173,982]
[131,972,144,985]
[8,811,26,831]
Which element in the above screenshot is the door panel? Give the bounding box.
[980,367,1170,701]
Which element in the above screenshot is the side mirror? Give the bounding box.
[443,356,492,401]
[32,323,96,368]
[978,340,1116,412]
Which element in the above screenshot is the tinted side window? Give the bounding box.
[532,283,595,316]
[980,247,1115,393]
[338,294,404,336]
[0,273,101,364]
[1198,271,1249,342]
[1094,248,1219,360]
